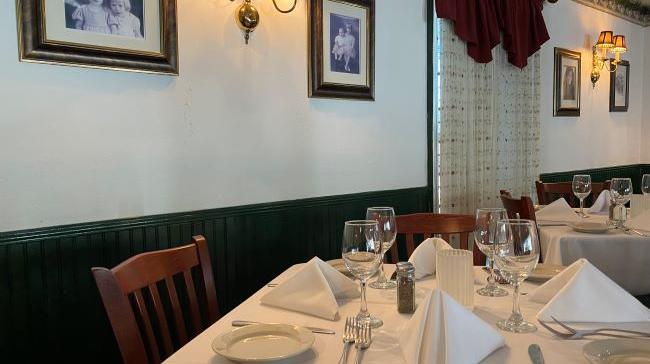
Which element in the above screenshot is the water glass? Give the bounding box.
[610,178,633,228]
[642,174,650,196]
[436,249,474,308]
[494,219,540,333]
[474,208,509,297]
[572,175,592,218]
[366,207,397,289]
[342,220,383,328]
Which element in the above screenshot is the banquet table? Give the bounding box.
[538,214,650,295]
[163,264,650,364]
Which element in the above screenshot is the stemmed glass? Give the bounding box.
[367,207,397,289]
[573,175,592,218]
[474,208,509,297]
[610,178,633,228]
[342,220,383,328]
[642,174,650,196]
[494,219,540,333]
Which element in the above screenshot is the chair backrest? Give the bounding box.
[390,213,484,265]
[92,235,220,364]
[500,190,536,221]
[535,180,611,206]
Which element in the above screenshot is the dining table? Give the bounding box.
[538,213,650,295]
[163,263,650,364]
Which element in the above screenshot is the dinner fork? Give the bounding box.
[354,322,371,364]
[538,316,650,340]
[338,317,356,364]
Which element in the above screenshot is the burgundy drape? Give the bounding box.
[436,0,550,68]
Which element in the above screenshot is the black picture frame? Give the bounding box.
[553,48,581,117]
[308,0,374,100]
[16,0,179,75]
[609,60,630,112]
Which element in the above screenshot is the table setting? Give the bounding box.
[162,204,650,364]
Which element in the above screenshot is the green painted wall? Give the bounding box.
[0,187,429,363]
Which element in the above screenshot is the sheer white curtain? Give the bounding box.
[437,20,540,214]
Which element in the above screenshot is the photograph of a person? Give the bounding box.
[329,14,360,74]
[64,0,144,38]
[610,60,629,112]
[553,48,581,116]
[562,65,576,101]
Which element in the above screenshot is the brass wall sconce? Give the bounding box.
[591,30,627,88]
[231,0,298,44]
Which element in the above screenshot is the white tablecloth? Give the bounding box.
[163,264,650,364]
[539,214,650,295]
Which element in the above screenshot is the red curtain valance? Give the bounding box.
[436,0,550,68]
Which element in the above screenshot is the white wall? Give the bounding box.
[540,1,647,173]
[0,1,428,231]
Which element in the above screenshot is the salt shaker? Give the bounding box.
[396,262,415,313]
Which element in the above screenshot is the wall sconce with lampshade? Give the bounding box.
[231,0,298,44]
[591,30,627,88]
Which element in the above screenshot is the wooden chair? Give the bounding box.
[389,213,485,266]
[92,235,220,364]
[500,190,536,221]
[535,180,611,206]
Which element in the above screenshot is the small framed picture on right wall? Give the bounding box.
[610,60,629,112]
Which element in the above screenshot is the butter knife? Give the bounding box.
[232,320,336,335]
[528,344,545,364]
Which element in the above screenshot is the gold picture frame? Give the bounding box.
[16,0,179,75]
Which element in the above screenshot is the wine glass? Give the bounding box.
[494,219,540,333]
[342,220,383,328]
[572,175,592,218]
[642,174,650,196]
[611,178,633,205]
[474,208,509,297]
[610,178,633,228]
[367,207,397,289]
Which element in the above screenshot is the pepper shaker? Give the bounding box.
[396,262,415,313]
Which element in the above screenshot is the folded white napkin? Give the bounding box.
[399,289,504,364]
[260,257,359,320]
[530,259,650,322]
[536,198,579,223]
[588,190,611,215]
[627,209,650,231]
[408,238,453,280]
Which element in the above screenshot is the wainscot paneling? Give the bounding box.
[0,187,429,363]
[540,164,650,194]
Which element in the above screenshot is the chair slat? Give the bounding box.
[459,232,469,250]
[133,290,161,364]
[183,269,203,336]
[148,283,174,356]
[389,243,399,264]
[165,276,188,345]
[405,234,416,258]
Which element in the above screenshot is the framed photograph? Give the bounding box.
[610,60,629,112]
[17,0,178,75]
[553,48,581,117]
[308,0,374,100]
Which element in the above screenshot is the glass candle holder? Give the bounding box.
[436,249,474,308]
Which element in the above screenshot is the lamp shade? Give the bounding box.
[612,35,627,53]
[596,31,614,48]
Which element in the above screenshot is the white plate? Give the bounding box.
[571,222,612,234]
[528,263,566,282]
[211,323,315,362]
[584,338,650,363]
[326,258,354,278]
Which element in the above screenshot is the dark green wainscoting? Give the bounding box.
[0,187,429,363]
[540,164,650,194]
